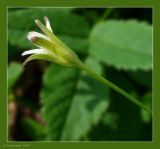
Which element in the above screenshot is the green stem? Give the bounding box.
[99,8,113,22]
[77,61,152,113]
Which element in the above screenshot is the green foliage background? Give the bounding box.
[7,8,152,141]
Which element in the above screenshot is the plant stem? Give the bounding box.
[77,61,152,113]
[99,8,113,22]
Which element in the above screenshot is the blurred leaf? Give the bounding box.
[8,30,33,48]
[107,68,144,140]
[89,20,152,70]
[40,58,110,141]
[40,64,79,140]
[102,112,119,130]
[128,70,152,89]
[141,92,152,123]
[61,58,110,141]
[89,68,144,141]
[22,118,46,140]
[58,35,88,54]
[8,62,23,93]
[8,8,89,53]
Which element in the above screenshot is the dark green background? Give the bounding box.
[0,0,159,148]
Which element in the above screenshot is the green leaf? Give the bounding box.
[40,65,79,140]
[40,58,110,141]
[21,118,46,141]
[89,20,152,70]
[8,8,89,53]
[61,58,110,141]
[141,92,152,123]
[8,62,23,93]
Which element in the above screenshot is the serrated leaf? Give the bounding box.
[61,58,110,141]
[8,62,23,93]
[89,20,152,70]
[40,65,79,140]
[40,58,110,141]
[8,8,89,53]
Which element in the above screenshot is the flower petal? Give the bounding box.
[27,31,50,42]
[44,16,53,33]
[35,19,63,46]
[21,49,48,56]
[22,54,55,66]
[22,53,74,67]
[27,33,58,55]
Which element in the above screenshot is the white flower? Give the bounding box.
[22,16,79,67]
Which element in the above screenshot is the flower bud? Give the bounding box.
[22,16,80,67]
